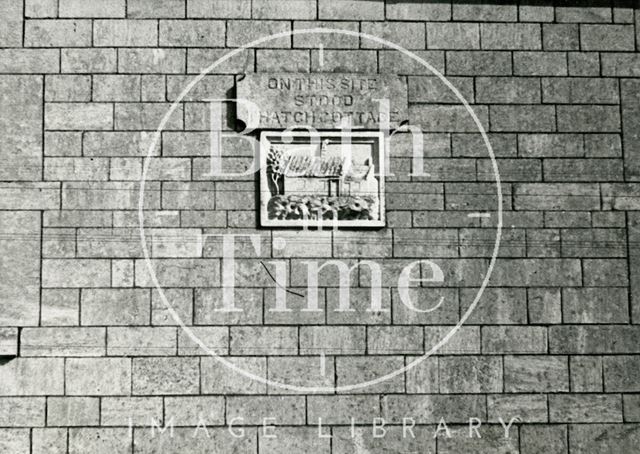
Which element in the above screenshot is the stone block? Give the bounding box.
[59,0,125,17]
[25,19,91,47]
[504,355,569,392]
[94,19,158,46]
[318,0,383,20]
[132,357,199,395]
[159,19,225,47]
[0,212,41,326]
[253,0,315,20]
[0,358,64,396]
[0,76,43,180]
[65,358,131,395]
[21,327,105,356]
[227,20,291,48]
[47,397,100,426]
[439,355,503,393]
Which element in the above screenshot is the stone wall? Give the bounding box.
[0,0,639,452]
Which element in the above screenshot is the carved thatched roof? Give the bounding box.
[283,155,345,178]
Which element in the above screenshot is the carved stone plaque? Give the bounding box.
[260,131,385,228]
[236,73,408,129]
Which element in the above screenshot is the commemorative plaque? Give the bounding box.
[236,73,407,228]
[259,130,385,227]
[236,73,408,129]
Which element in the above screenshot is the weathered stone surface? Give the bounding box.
[65,358,131,396]
[42,259,110,288]
[253,0,315,20]
[337,426,434,453]
[293,21,359,49]
[68,428,131,454]
[178,326,228,355]
[187,0,250,18]
[604,356,640,392]
[0,3,638,452]
[521,425,567,454]
[382,394,485,423]
[307,395,380,424]
[101,396,162,426]
[439,356,503,393]
[0,49,59,73]
[621,79,640,179]
[134,427,256,454]
[570,424,640,453]
[387,0,450,20]
[300,326,365,355]
[563,287,629,323]
[504,355,569,392]
[237,73,408,129]
[550,394,623,423]
[159,19,225,47]
[81,289,150,325]
[59,0,125,18]
[270,356,335,392]
[550,326,640,354]
[61,48,116,73]
[424,326,478,354]
[0,328,18,356]
[318,0,383,20]
[0,212,41,326]
[0,358,64,396]
[336,356,401,393]
[488,394,547,423]
[32,428,66,453]
[21,327,106,356]
[228,395,305,424]
[132,357,199,395]
[0,397,44,427]
[0,429,29,454]
[25,19,92,47]
[108,327,177,356]
[482,326,547,354]
[127,0,184,18]
[630,213,640,323]
[0,76,43,180]
[439,425,519,453]
[0,0,23,46]
[201,356,266,394]
[231,326,296,355]
[164,396,224,425]
[45,103,113,130]
[260,427,330,454]
[47,397,100,426]
[94,19,157,46]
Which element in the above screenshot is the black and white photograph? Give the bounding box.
[0,0,639,453]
